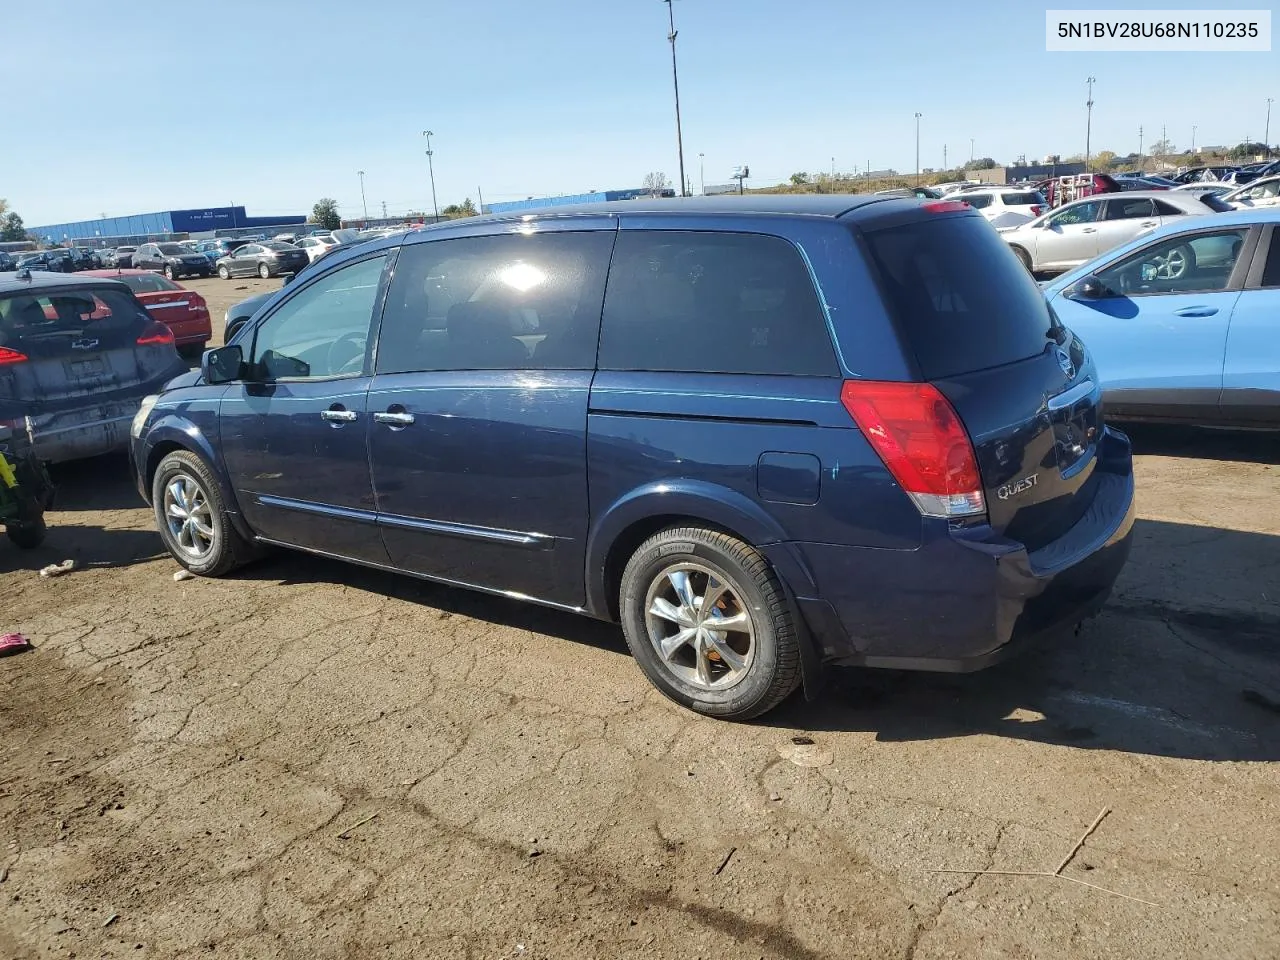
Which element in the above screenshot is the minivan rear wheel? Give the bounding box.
[152,450,254,577]
[619,526,801,720]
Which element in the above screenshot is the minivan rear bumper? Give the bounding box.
[772,426,1136,671]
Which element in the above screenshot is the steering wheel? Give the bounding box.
[325,332,366,375]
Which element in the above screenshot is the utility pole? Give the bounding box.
[943,144,947,171]
[381,201,387,219]
[1138,126,1144,170]
[477,186,485,213]
[969,138,974,164]
[663,0,688,197]
[357,171,368,222]
[1192,124,1197,153]
[1085,76,1096,171]
[1266,98,1274,157]
[831,156,835,184]
[914,112,922,185]
[698,152,705,194]
[421,131,440,220]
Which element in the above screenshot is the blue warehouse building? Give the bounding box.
[482,187,673,215]
[30,206,307,246]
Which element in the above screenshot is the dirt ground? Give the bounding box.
[1,299,1278,958]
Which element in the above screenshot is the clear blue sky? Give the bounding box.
[5,0,1276,225]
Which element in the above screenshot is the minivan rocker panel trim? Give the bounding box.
[130,196,1137,720]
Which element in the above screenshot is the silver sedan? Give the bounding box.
[998,190,1229,274]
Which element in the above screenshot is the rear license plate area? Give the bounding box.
[66,358,105,379]
[1049,382,1100,477]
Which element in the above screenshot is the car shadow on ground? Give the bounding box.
[233,551,632,657]
[0,523,165,575]
[763,516,1280,763]
[1121,422,1280,464]
[46,453,141,512]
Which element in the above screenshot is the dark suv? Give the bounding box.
[129,196,1135,720]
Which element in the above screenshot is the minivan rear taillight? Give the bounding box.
[137,322,175,346]
[840,381,986,518]
[0,347,28,365]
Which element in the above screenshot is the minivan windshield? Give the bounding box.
[864,215,1055,379]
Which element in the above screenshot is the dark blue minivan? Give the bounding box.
[130,196,1135,719]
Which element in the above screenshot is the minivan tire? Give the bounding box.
[619,526,801,720]
[152,450,254,577]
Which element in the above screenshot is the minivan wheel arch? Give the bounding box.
[143,435,254,545]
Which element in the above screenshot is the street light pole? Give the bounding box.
[1085,76,1096,171]
[914,112,922,185]
[1191,124,1197,154]
[357,170,368,223]
[663,0,688,198]
[698,152,704,194]
[422,130,440,220]
[1266,98,1274,157]
[969,138,974,164]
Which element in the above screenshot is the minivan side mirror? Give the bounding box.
[1066,275,1110,300]
[202,344,244,385]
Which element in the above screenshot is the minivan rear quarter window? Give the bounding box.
[863,215,1054,380]
[598,231,838,377]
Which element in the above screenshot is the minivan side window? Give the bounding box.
[597,231,838,377]
[375,231,613,374]
[249,255,387,381]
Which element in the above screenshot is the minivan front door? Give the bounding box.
[218,253,392,562]
[365,228,614,607]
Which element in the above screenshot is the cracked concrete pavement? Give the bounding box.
[1,423,1278,959]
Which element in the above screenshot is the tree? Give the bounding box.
[0,213,26,242]
[642,171,671,193]
[311,198,341,230]
[790,172,810,186]
[440,198,478,220]
[1230,141,1267,159]
[1093,150,1117,170]
[963,157,996,171]
[1149,139,1175,157]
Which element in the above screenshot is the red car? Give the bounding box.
[83,269,211,352]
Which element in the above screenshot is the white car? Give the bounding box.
[1223,175,1280,210]
[998,190,1224,274]
[296,235,337,262]
[953,188,1046,228]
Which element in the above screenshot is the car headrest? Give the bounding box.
[447,301,511,343]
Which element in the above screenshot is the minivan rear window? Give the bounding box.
[863,215,1054,380]
[598,231,838,377]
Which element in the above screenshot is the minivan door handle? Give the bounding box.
[321,407,358,424]
[1173,306,1219,318]
[373,410,415,427]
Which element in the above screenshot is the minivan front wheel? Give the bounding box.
[152,450,253,577]
[619,526,801,720]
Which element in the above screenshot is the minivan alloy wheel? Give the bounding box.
[644,562,756,690]
[163,474,216,561]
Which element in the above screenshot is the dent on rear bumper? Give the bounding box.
[772,427,1137,672]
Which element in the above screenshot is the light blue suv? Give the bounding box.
[1045,208,1280,427]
